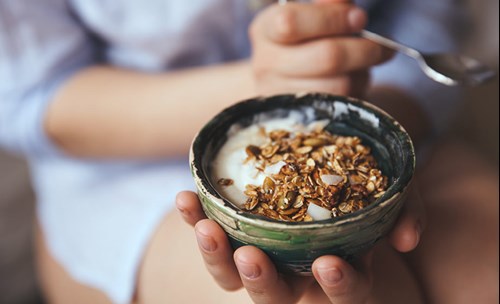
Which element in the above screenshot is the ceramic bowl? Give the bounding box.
[190,93,415,274]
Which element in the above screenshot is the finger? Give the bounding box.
[234,246,313,304]
[312,254,373,304]
[256,70,370,97]
[388,185,426,252]
[255,37,392,78]
[251,3,367,44]
[175,191,207,227]
[194,219,243,291]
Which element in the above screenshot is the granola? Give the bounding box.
[216,123,388,222]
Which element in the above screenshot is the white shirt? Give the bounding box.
[0,0,464,302]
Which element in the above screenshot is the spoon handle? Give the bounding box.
[360,30,421,59]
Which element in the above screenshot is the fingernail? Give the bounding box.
[318,267,343,286]
[236,260,261,279]
[348,7,367,32]
[195,230,217,252]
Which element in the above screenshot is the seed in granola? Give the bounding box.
[244,189,259,197]
[295,145,314,154]
[245,197,259,211]
[292,195,305,208]
[323,145,337,154]
[348,174,363,185]
[292,207,307,220]
[277,195,291,210]
[366,181,376,193]
[338,202,352,213]
[245,145,261,158]
[306,158,316,168]
[332,159,343,174]
[282,163,298,175]
[281,207,300,216]
[303,138,326,147]
[269,130,290,141]
[262,177,275,194]
[261,144,279,158]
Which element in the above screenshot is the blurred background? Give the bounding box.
[0,1,498,303]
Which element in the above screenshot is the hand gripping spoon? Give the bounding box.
[278,0,496,86]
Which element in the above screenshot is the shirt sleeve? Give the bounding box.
[365,0,468,133]
[0,0,98,158]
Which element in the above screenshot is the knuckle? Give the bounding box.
[204,257,221,267]
[245,285,268,297]
[323,283,352,299]
[274,8,298,42]
[326,4,352,33]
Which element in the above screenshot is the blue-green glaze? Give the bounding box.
[190,93,415,274]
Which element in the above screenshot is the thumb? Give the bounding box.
[312,252,373,304]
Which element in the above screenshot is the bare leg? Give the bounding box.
[134,209,251,304]
[35,224,113,304]
[408,141,499,304]
[36,209,425,304]
[34,212,252,304]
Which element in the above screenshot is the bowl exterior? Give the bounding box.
[193,171,409,274]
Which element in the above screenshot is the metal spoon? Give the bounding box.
[360,30,496,86]
[278,0,496,86]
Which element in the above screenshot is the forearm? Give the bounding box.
[44,61,255,158]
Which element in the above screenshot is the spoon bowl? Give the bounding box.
[417,53,497,86]
[360,30,496,86]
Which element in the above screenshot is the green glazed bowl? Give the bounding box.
[190,93,415,274]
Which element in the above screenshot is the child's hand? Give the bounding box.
[176,190,424,303]
[249,1,394,98]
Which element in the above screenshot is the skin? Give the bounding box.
[34,0,499,303]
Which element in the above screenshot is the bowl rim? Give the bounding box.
[190,93,415,229]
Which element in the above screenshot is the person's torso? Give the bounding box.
[68,0,256,70]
